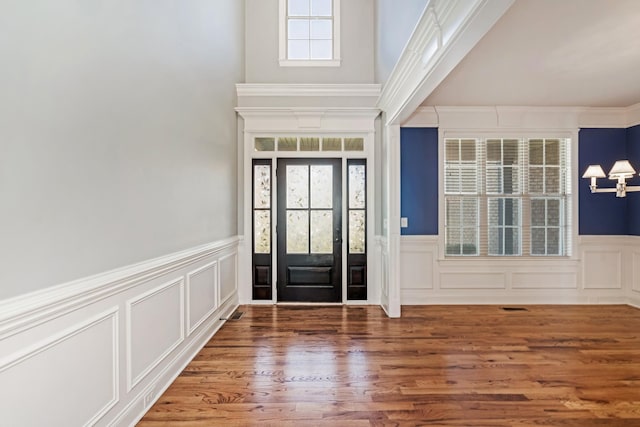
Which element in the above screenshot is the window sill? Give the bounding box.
[279,59,341,67]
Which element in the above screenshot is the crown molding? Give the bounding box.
[235,107,380,133]
[403,105,640,129]
[236,107,380,117]
[625,102,640,128]
[236,84,381,98]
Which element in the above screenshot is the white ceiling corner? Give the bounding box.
[422,0,640,109]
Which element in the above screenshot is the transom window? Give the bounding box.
[279,0,341,66]
[444,137,571,257]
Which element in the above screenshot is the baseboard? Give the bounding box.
[113,299,238,427]
[627,294,640,309]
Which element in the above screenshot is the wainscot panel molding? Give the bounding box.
[126,278,185,391]
[0,237,240,427]
[186,261,218,336]
[0,308,119,427]
[633,251,640,294]
[219,253,238,306]
[399,236,437,291]
[400,235,639,305]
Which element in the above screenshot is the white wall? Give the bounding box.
[0,0,244,300]
[245,0,374,83]
[374,0,428,83]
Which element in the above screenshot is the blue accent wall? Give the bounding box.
[626,124,640,235]
[400,127,438,235]
[398,126,639,237]
[579,128,628,235]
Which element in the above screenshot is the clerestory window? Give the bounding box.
[279,0,341,66]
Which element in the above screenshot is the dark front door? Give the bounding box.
[277,158,342,302]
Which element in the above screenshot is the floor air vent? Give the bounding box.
[229,311,244,320]
[502,307,528,311]
[221,311,244,321]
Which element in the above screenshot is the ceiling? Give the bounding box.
[422,0,640,108]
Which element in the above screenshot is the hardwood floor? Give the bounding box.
[138,305,640,426]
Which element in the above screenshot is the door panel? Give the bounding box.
[277,158,342,302]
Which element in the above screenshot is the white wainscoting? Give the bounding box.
[186,261,219,336]
[627,242,640,308]
[0,308,119,427]
[400,235,639,305]
[0,237,240,427]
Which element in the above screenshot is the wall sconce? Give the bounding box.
[582,160,640,197]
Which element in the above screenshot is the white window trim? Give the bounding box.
[438,129,578,261]
[278,0,341,67]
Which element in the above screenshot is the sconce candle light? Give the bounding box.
[582,160,640,197]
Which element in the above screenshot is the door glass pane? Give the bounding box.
[254,211,271,254]
[287,165,309,208]
[349,210,365,253]
[310,165,332,208]
[254,165,271,209]
[287,211,309,254]
[311,210,333,253]
[349,165,365,208]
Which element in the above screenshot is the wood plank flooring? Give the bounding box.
[138,305,640,426]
